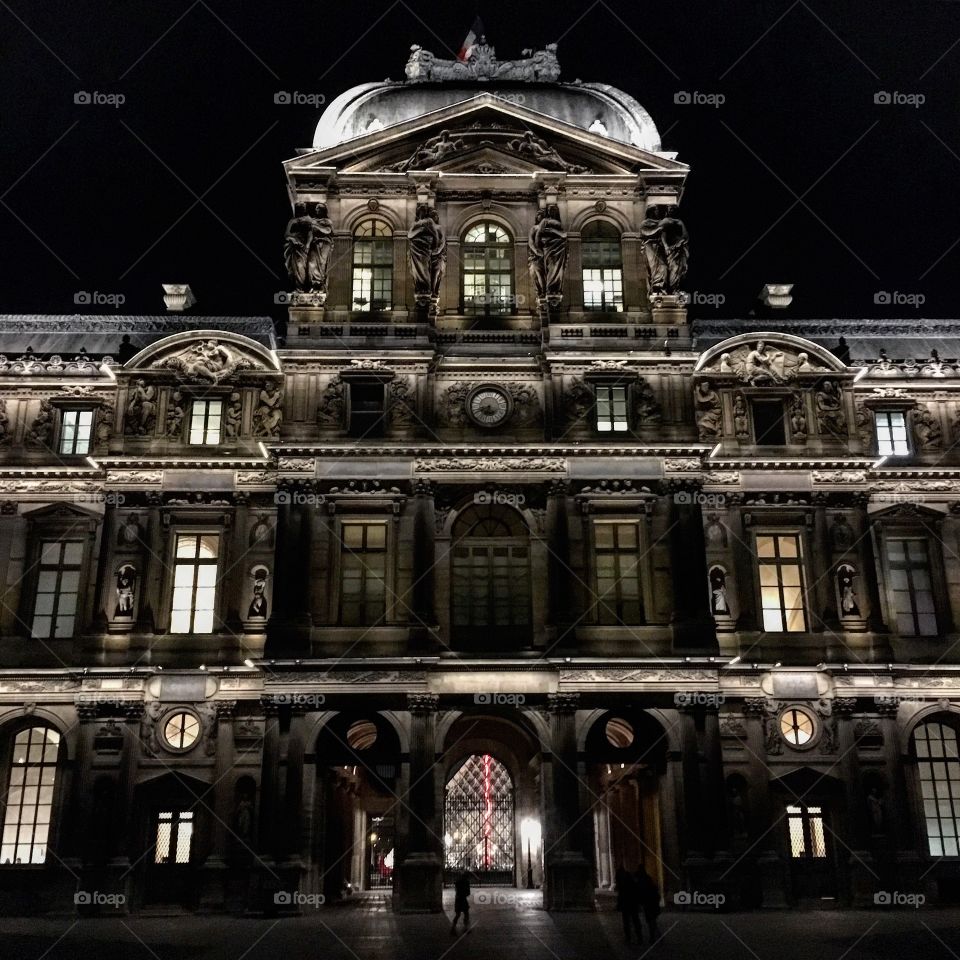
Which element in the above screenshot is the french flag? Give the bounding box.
[458,17,485,62]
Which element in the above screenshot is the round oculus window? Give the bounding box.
[162,711,201,752]
[779,707,815,747]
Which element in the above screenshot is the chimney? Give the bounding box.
[162,284,196,312]
[759,283,793,309]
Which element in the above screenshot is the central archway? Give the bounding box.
[444,753,515,884]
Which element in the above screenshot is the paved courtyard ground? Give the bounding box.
[2,891,958,960]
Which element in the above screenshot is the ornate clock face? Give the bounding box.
[468,387,511,427]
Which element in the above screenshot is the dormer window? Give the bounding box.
[595,384,629,433]
[752,399,787,445]
[188,399,223,445]
[58,409,95,455]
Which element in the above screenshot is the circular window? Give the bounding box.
[162,711,201,752]
[605,717,635,749]
[780,708,816,747]
[346,720,378,750]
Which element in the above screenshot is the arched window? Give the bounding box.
[913,718,960,856]
[2,725,61,864]
[352,219,393,312]
[581,220,623,312]
[462,222,513,315]
[451,503,530,646]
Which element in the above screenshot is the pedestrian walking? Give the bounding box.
[451,871,472,935]
[615,867,643,945]
[637,866,662,942]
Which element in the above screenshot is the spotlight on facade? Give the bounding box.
[759,283,793,309]
[243,659,255,669]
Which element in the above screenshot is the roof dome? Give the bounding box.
[312,42,662,153]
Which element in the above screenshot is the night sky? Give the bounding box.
[1,0,958,324]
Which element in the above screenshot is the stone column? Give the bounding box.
[544,693,593,910]
[668,496,718,654]
[395,694,442,912]
[733,510,759,631]
[833,698,871,905]
[877,701,918,895]
[410,480,437,648]
[742,698,788,906]
[258,697,282,880]
[199,701,237,911]
[545,481,570,639]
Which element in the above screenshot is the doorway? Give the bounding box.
[786,802,836,902]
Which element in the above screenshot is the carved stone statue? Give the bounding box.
[914,407,943,449]
[125,380,157,436]
[837,563,860,618]
[283,202,334,294]
[527,204,568,302]
[0,398,9,446]
[248,567,268,619]
[404,40,560,82]
[694,381,722,440]
[709,566,730,615]
[154,340,251,384]
[317,377,345,426]
[26,399,54,446]
[408,203,446,305]
[391,131,464,172]
[505,130,588,173]
[733,392,749,439]
[114,564,136,618]
[166,389,185,439]
[789,393,807,441]
[640,204,689,296]
[224,392,242,440]
[815,380,846,437]
[252,384,282,438]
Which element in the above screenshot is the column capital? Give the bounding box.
[833,696,858,716]
[742,696,776,717]
[547,692,579,715]
[407,693,439,715]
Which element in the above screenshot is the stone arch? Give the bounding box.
[450,205,522,242]
[899,702,960,754]
[569,207,632,235]
[0,707,75,760]
[694,332,848,377]
[124,330,280,375]
[342,203,402,235]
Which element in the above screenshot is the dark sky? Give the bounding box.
[1,0,958,324]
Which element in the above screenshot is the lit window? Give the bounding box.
[582,221,623,311]
[596,385,628,432]
[594,522,644,624]
[1,726,60,865]
[886,538,937,636]
[875,411,909,456]
[31,540,83,639]
[170,534,219,634]
[757,534,807,632]
[786,805,827,859]
[352,219,393,311]
[58,409,94,455]
[462,222,513,315]
[162,711,200,752]
[913,721,960,857]
[154,810,193,865]
[339,522,387,626]
[780,708,815,746]
[188,399,223,445]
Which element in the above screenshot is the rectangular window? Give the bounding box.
[349,383,385,438]
[31,540,83,639]
[757,534,807,632]
[451,544,530,629]
[594,521,644,624]
[188,400,223,445]
[595,385,628,433]
[886,537,937,636]
[339,522,387,626]
[582,268,624,312]
[58,409,94,455]
[752,400,787,445]
[875,411,909,456]
[786,805,827,859]
[170,534,219,634]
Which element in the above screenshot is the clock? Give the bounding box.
[467,385,512,427]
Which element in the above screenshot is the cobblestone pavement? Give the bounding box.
[2,891,958,960]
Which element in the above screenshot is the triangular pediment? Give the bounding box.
[285,93,688,180]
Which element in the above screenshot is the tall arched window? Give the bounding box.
[2,725,61,864]
[352,219,393,312]
[451,503,530,647]
[913,719,960,856]
[581,220,623,312]
[462,222,513,315]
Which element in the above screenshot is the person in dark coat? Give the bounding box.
[615,867,643,944]
[636,866,662,942]
[450,871,471,935]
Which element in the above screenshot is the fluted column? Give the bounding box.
[266,484,312,655]
[668,496,718,653]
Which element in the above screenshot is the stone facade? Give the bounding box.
[0,42,958,916]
